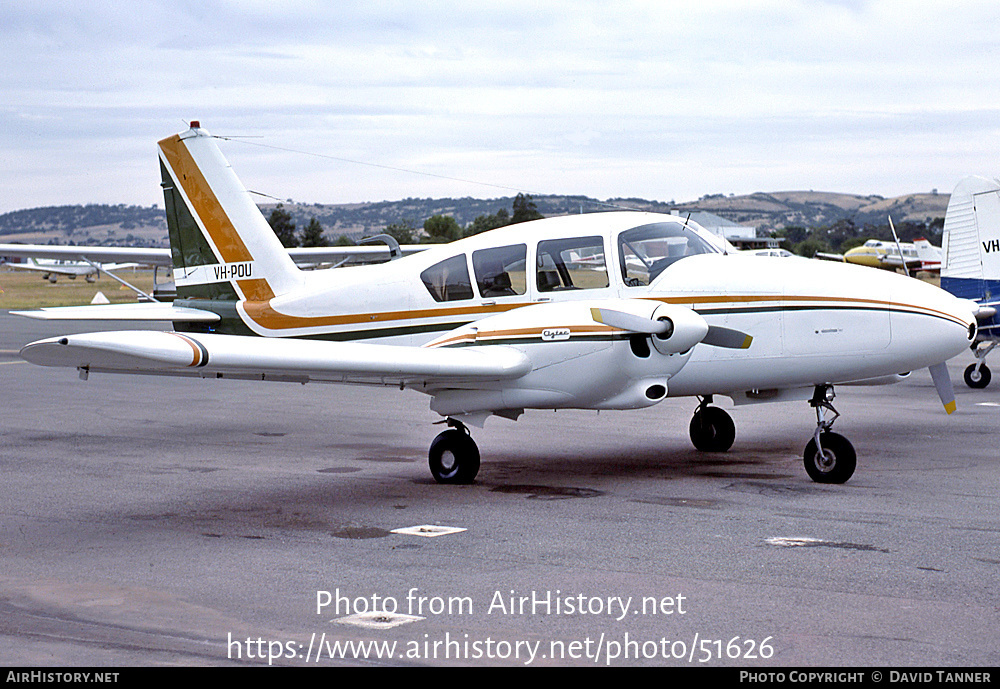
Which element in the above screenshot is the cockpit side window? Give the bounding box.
[536,236,609,292]
[420,254,474,302]
[618,221,719,286]
[472,244,527,298]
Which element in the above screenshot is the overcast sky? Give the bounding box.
[3,0,1000,213]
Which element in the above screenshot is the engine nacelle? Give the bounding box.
[424,298,703,416]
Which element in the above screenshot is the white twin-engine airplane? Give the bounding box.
[16,124,980,485]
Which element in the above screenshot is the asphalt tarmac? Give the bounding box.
[1,311,998,667]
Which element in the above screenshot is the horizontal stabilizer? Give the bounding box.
[972,302,998,320]
[21,331,531,386]
[12,303,221,322]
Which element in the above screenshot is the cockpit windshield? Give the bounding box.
[618,221,720,286]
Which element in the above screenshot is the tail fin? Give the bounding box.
[911,238,940,272]
[941,176,1000,301]
[158,123,302,302]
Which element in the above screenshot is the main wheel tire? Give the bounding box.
[964,363,992,389]
[428,429,481,484]
[803,432,856,484]
[689,406,736,452]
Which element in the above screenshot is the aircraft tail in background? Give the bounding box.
[941,175,1000,387]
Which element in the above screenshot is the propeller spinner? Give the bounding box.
[590,306,753,352]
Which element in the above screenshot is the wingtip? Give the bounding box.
[10,309,45,320]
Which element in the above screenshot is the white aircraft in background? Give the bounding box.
[15,123,978,486]
[941,176,1000,388]
[3,256,141,283]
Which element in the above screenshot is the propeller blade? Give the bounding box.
[703,325,753,349]
[928,362,957,415]
[590,307,672,335]
[888,215,910,278]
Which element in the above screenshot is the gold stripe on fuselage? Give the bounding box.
[240,299,529,333]
[428,324,618,349]
[234,293,967,341]
[645,294,969,329]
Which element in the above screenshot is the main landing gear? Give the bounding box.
[964,342,995,389]
[802,384,856,484]
[688,385,857,484]
[689,396,736,452]
[428,418,481,484]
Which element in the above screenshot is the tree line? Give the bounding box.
[266,193,544,248]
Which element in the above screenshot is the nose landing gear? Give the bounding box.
[964,342,995,388]
[803,384,856,484]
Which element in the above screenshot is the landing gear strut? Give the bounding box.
[803,385,856,484]
[428,418,481,484]
[689,396,736,452]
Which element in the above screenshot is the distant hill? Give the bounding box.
[0,204,168,247]
[0,190,950,248]
[684,190,950,229]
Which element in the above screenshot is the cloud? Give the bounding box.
[3,0,1000,212]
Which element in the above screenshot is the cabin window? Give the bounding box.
[618,221,719,286]
[536,236,609,292]
[472,244,527,298]
[420,254,474,302]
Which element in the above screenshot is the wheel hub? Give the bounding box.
[440,450,458,473]
[815,448,836,472]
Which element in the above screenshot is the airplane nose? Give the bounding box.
[890,275,977,367]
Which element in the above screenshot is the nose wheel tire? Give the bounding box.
[803,432,856,484]
[429,429,481,484]
[963,363,991,389]
[689,405,736,452]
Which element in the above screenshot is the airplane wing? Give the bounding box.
[813,252,845,262]
[4,260,67,275]
[0,244,171,266]
[20,331,530,387]
[880,255,923,271]
[0,243,427,268]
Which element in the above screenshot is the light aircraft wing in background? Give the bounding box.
[0,242,426,270]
